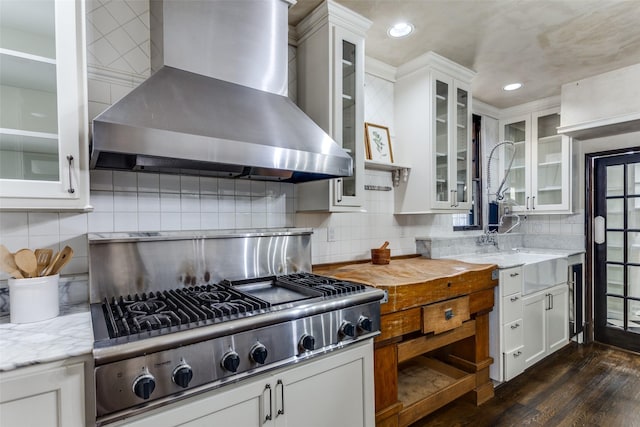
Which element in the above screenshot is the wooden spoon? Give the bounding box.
[0,244,24,279]
[46,245,74,276]
[379,241,390,250]
[35,248,53,277]
[14,249,38,278]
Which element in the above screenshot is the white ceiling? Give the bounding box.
[289,0,640,109]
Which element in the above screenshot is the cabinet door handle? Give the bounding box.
[276,379,284,416]
[335,179,343,203]
[532,196,536,210]
[510,323,520,329]
[550,293,553,310]
[264,384,273,421]
[66,155,75,194]
[450,190,455,207]
[526,196,530,210]
[510,296,519,302]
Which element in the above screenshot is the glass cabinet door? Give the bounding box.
[340,39,356,199]
[0,0,59,182]
[533,112,564,209]
[434,79,450,203]
[455,86,469,206]
[503,119,527,206]
[331,27,364,208]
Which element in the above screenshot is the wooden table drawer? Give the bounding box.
[422,295,470,334]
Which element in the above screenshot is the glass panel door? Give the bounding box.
[340,40,356,198]
[535,113,562,207]
[503,120,526,206]
[594,151,640,352]
[435,79,449,203]
[455,87,469,205]
[0,0,59,182]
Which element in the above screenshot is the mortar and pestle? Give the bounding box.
[371,241,391,265]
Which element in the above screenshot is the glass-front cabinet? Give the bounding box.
[393,52,475,214]
[499,107,570,213]
[295,2,370,212]
[0,0,88,210]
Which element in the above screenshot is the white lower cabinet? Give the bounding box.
[523,283,569,368]
[0,358,87,427]
[110,340,375,427]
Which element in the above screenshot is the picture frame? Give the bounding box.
[364,123,394,163]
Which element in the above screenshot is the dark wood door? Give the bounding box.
[593,151,640,352]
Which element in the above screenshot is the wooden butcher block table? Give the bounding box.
[315,256,498,427]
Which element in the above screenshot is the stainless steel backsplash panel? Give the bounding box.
[88,229,312,303]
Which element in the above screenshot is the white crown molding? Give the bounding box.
[499,95,561,119]
[365,56,396,82]
[296,0,372,43]
[473,99,501,119]
[87,65,148,88]
[288,24,298,46]
[396,51,476,83]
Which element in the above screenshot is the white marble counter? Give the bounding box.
[0,310,93,372]
[441,248,584,269]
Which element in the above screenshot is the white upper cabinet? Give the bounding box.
[0,0,89,210]
[393,52,475,214]
[499,106,571,213]
[295,0,371,212]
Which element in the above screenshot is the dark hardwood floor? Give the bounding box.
[410,342,640,427]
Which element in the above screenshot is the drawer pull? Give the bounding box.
[513,350,522,358]
[444,309,454,320]
[510,272,519,277]
[510,296,519,302]
[510,323,520,329]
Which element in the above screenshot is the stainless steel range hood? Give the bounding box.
[90,0,352,183]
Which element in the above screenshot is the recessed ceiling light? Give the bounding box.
[503,83,523,91]
[388,22,414,38]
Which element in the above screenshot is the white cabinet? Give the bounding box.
[0,358,87,427]
[523,283,569,368]
[110,340,375,427]
[394,52,475,213]
[295,1,371,212]
[0,0,89,210]
[499,107,571,213]
[489,266,525,382]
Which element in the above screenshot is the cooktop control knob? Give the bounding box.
[221,350,241,372]
[132,372,156,400]
[358,316,373,333]
[250,343,268,365]
[339,320,356,339]
[299,334,315,352]
[172,362,193,388]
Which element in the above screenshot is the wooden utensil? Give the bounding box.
[15,249,38,278]
[35,248,53,277]
[0,244,24,279]
[371,241,391,265]
[46,245,74,276]
[379,241,390,250]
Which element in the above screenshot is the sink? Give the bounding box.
[445,251,568,295]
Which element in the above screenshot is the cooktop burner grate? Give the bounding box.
[277,273,366,295]
[102,284,270,338]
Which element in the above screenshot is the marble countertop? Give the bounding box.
[0,308,93,372]
[440,248,584,269]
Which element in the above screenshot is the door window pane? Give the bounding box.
[629,266,640,298]
[607,296,624,329]
[629,231,640,264]
[341,40,356,198]
[435,80,448,202]
[607,198,624,229]
[606,165,624,196]
[629,299,640,333]
[607,231,624,263]
[607,264,624,296]
[627,163,640,196]
[456,88,468,204]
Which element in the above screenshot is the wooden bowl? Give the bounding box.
[371,248,390,265]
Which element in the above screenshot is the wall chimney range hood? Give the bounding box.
[90,0,352,183]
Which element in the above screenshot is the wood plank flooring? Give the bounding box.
[410,342,640,427]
